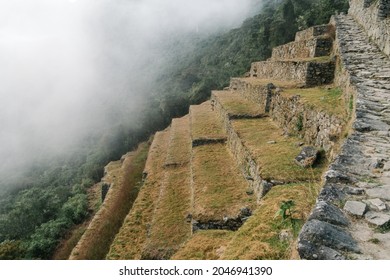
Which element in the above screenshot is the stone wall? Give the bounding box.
[229,78,273,112]
[250,60,335,86]
[295,25,331,41]
[228,78,346,155]
[270,93,345,154]
[271,37,332,61]
[211,95,275,202]
[349,0,390,56]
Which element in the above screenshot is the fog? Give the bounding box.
[0,0,260,180]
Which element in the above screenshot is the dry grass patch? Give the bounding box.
[232,118,327,182]
[165,116,191,166]
[212,90,265,116]
[69,141,150,259]
[104,131,170,260]
[281,56,331,63]
[282,86,346,118]
[142,164,192,259]
[171,230,235,260]
[234,77,299,89]
[190,101,226,141]
[222,183,320,260]
[192,143,254,221]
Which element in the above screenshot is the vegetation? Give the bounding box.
[0,0,349,260]
[69,142,150,260]
[107,131,171,260]
[192,143,255,221]
[221,183,319,260]
[172,230,235,260]
[282,86,346,117]
[232,118,327,182]
[212,90,265,116]
[190,101,226,140]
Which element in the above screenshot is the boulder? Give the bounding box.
[295,146,319,168]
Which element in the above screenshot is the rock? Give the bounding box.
[298,240,346,260]
[309,201,349,226]
[366,185,390,201]
[295,146,319,168]
[318,183,346,203]
[365,198,387,211]
[365,211,390,227]
[343,201,367,217]
[298,219,360,258]
[345,187,365,195]
[325,170,354,184]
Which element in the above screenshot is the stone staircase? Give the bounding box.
[298,13,390,260]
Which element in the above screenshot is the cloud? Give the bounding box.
[0,0,259,178]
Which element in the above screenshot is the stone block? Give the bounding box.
[365,211,390,226]
[343,201,367,217]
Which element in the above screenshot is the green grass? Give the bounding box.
[232,118,327,182]
[222,183,320,260]
[282,86,346,118]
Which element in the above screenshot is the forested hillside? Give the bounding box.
[0,0,348,259]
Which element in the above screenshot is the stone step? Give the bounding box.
[107,129,171,260]
[211,90,267,118]
[212,87,328,201]
[295,24,332,41]
[271,36,332,61]
[191,142,254,231]
[165,116,191,166]
[189,101,227,146]
[140,116,192,259]
[250,59,335,87]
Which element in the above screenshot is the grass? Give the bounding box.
[212,90,265,116]
[282,86,346,118]
[192,143,254,221]
[221,183,320,260]
[142,121,191,259]
[233,77,299,89]
[106,131,170,260]
[281,56,331,63]
[171,230,235,260]
[190,101,226,141]
[66,138,150,260]
[165,116,191,166]
[232,118,327,182]
[53,225,87,260]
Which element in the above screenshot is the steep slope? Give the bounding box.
[105,20,350,260]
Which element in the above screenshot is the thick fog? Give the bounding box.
[0,0,260,180]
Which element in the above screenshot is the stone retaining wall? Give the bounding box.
[349,0,390,55]
[295,25,331,41]
[271,37,332,61]
[250,60,335,86]
[228,79,346,155]
[211,95,273,202]
[270,93,345,154]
